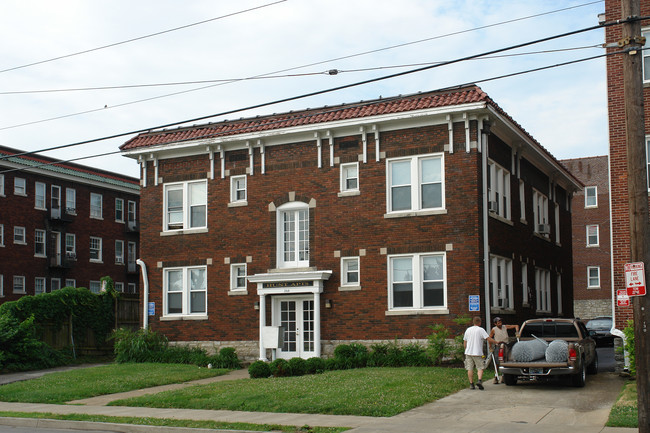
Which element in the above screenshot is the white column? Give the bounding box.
[313,292,321,358]
[258,293,267,361]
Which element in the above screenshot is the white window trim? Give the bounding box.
[51,278,61,292]
[115,240,125,264]
[276,201,310,269]
[535,268,551,313]
[339,162,360,197]
[90,193,103,219]
[34,229,46,257]
[488,159,511,220]
[387,252,447,313]
[521,263,529,306]
[584,186,598,208]
[115,198,125,222]
[490,254,513,310]
[14,178,26,196]
[340,256,361,291]
[65,279,76,288]
[35,277,46,295]
[587,266,601,289]
[557,274,562,315]
[586,224,599,247]
[0,274,3,297]
[128,283,137,294]
[386,152,445,217]
[90,236,103,263]
[65,233,76,257]
[66,188,76,214]
[127,200,137,223]
[89,280,101,294]
[14,226,26,245]
[532,189,549,236]
[643,28,650,83]
[13,275,26,294]
[115,282,125,292]
[229,263,247,294]
[229,175,247,206]
[0,174,4,196]
[163,180,208,233]
[519,180,526,223]
[554,203,560,244]
[0,224,4,247]
[35,182,46,210]
[162,266,208,318]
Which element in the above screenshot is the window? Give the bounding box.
[89,281,101,294]
[230,175,247,203]
[388,252,446,310]
[535,268,551,312]
[557,275,563,315]
[340,163,359,193]
[586,225,599,247]
[341,257,360,287]
[0,275,3,297]
[643,29,650,82]
[115,240,124,264]
[0,174,4,196]
[65,279,76,288]
[14,178,26,195]
[90,237,102,262]
[387,153,444,213]
[127,242,136,267]
[554,203,560,244]
[163,266,207,316]
[65,234,76,257]
[585,186,597,208]
[164,180,207,231]
[521,263,529,305]
[13,276,25,294]
[14,226,25,244]
[519,180,526,221]
[488,160,511,219]
[588,266,601,288]
[115,282,124,292]
[128,283,136,294]
[127,200,136,224]
[115,198,124,222]
[230,264,247,291]
[35,182,46,209]
[90,193,102,219]
[66,188,76,214]
[51,278,61,292]
[647,137,650,190]
[277,202,309,268]
[533,189,549,235]
[35,277,46,295]
[34,229,46,256]
[0,224,4,246]
[490,255,513,309]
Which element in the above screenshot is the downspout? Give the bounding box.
[481,120,492,327]
[136,259,149,330]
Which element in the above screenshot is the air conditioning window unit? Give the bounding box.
[488,200,499,213]
[65,252,76,260]
[537,224,550,234]
[116,257,124,264]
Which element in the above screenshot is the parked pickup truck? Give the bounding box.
[497,318,598,387]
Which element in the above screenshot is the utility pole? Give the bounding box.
[621,0,649,430]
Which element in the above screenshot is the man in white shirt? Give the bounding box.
[463,316,498,390]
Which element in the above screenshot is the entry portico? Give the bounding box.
[248,269,332,360]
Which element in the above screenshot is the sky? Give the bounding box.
[0,0,608,178]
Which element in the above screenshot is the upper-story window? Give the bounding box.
[0,174,4,196]
[163,266,207,317]
[490,255,513,310]
[643,29,650,83]
[230,264,247,291]
[115,198,124,222]
[0,224,4,247]
[588,266,600,288]
[488,160,510,220]
[13,276,25,294]
[585,186,597,208]
[14,226,26,244]
[519,180,526,222]
[532,189,549,236]
[90,193,103,219]
[115,240,124,264]
[535,267,551,313]
[66,188,76,214]
[34,229,46,257]
[14,177,26,196]
[388,252,446,311]
[35,182,46,210]
[387,153,444,214]
[340,163,359,194]
[127,200,137,225]
[230,175,247,203]
[90,236,102,262]
[586,224,599,247]
[277,202,309,268]
[164,180,207,232]
[341,257,360,288]
[65,233,76,258]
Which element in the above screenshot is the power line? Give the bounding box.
[0,0,287,74]
[0,18,631,165]
[0,45,602,96]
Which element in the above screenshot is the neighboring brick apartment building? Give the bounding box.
[0,146,141,301]
[604,0,650,330]
[120,85,580,361]
[562,156,612,320]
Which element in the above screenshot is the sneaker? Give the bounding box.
[494,378,499,384]
[476,381,484,390]
[470,383,475,390]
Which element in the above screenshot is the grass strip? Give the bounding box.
[0,363,230,404]
[111,367,472,417]
[0,411,348,432]
[606,380,638,428]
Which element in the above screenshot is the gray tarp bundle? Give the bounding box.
[511,337,569,362]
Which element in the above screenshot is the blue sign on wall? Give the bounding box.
[148,302,155,316]
[468,295,480,312]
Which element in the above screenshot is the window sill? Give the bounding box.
[160,315,208,321]
[384,209,447,219]
[160,228,209,236]
[13,241,26,245]
[520,218,527,224]
[14,193,27,197]
[385,308,449,316]
[13,291,26,295]
[90,216,104,220]
[228,290,248,296]
[338,190,360,198]
[228,201,248,208]
[587,286,601,290]
[90,259,104,264]
[533,232,551,241]
[34,254,46,259]
[116,220,125,224]
[35,207,46,211]
[586,244,599,248]
[489,212,514,226]
[491,307,515,314]
[339,285,361,292]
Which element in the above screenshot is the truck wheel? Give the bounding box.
[587,352,598,375]
[572,361,586,387]
[503,374,517,386]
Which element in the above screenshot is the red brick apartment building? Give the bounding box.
[604,0,650,330]
[562,156,612,320]
[0,146,140,301]
[120,85,580,361]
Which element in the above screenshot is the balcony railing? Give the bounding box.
[49,252,76,268]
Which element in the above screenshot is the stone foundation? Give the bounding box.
[573,299,611,320]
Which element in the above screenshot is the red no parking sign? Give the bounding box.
[624,262,647,297]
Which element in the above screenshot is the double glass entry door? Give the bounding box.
[277,298,315,359]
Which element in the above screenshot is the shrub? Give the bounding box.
[325,357,340,371]
[402,343,430,366]
[0,315,67,372]
[427,324,452,365]
[112,328,169,363]
[208,347,241,369]
[333,342,368,369]
[367,342,390,367]
[248,360,272,378]
[270,358,291,377]
[305,357,326,374]
[288,357,308,376]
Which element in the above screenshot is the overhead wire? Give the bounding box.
[0,16,637,168]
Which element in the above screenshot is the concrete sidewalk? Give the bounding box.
[0,367,639,433]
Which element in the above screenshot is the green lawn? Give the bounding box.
[0,363,229,404]
[606,380,638,428]
[111,367,471,417]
